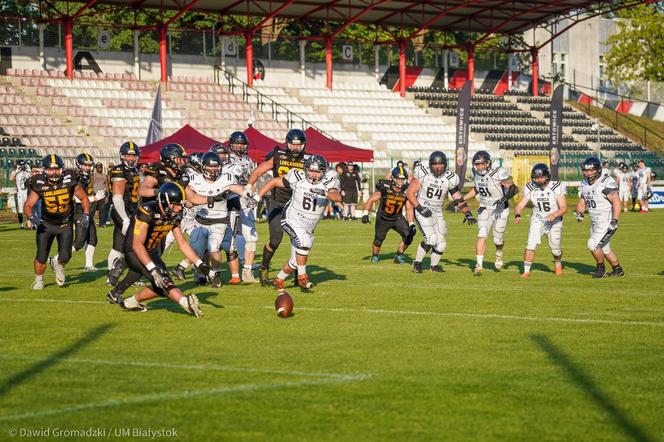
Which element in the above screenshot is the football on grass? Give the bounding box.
[275,292,294,318]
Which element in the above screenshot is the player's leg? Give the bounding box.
[240,208,258,282]
[522,217,543,277]
[413,212,436,273]
[392,216,412,264]
[226,213,242,284]
[259,201,285,285]
[638,185,647,212]
[603,246,624,277]
[84,219,98,271]
[49,224,73,287]
[106,210,127,285]
[32,223,57,289]
[547,221,564,275]
[188,225,210,285]
[292,227,314,289]
[72,207,86,252]
[429,217,447,272]
[492,208,509,270]
[273,244,297,289]
[588,222,608,278]
[475,208,491,275]
[207,224,226,287]
[17,192,27,228]
[371,218,390,263]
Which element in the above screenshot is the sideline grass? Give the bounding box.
[0,210,663,441]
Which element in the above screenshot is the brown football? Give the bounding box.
[274,292,294,318]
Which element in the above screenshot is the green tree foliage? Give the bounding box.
[604,4,664,82]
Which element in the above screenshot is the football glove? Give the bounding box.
[494,196,507,208]
[463,212,477,225]
[195,262,211,278]
[575,212,584,222]
[596,219,618,250]
[80,213,90,230]
[93,189,106,202]
[150,268,169,290]
[29,213,41,228]
[311,188,326,197]
[121,218,130,235]
[416,205,432,218]
[478,207,486,215]
[361,214,371,224]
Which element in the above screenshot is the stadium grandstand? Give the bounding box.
[0,0,662,177]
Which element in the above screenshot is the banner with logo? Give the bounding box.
[455,81,472,188]
[549,84,564,180]
[649,187,664,209]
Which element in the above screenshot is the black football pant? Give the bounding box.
[110,209,127,253]
[73,204,98,251]
[35,221,73,264]
[111,250,174,298]
[260,200,287,269]
[373,215,409,247]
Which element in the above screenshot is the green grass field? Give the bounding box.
[1,210,664,441]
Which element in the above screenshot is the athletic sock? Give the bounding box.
[123,296,139,309]
[243,264,252,270]
[495,247,504,257]
[34,274,43,282]
[261,245,275,268]
[277,269,289,280]
[554,259,562,268]
[476,255,484,267]
[231,273,240,279]
[178,296,190,309]
[297,265,307,275]
[178,259,190,269]
[107,249,121,271]
[415,244,427,262]
[523,261,532,273]
[430,251,442,267]
[84,245,95,267]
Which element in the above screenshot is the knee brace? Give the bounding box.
[420,241,432,253]
[225,250,239,262]
[295,247,310,256]
[404,234,414,246]
[493,235,504,248]
[435,239,447,254]
[373,238,383,247]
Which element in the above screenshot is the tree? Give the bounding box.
[604,4,664,83]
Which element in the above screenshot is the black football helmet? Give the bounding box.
[428,151,447,178]
[188,152,204,174]
[119,141,140,169]
[157,182,186,219]
[210,144,231,165]
[229,131,249,157]
[16,159,28,171]
[581,157,601,183]
[76,152,95,177]
[41,154,65,184]
[531,163,551,189]
[285,128,306,158]
[304,155,327,184]
[160,143,187,171]
[472,151,492,176]
[391,166,407,190]
[202,152,222,181]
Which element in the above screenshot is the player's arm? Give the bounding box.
[363,190,381,213]
[326,188,342,203]
[184,186,210,206]
[246,157,274,188]
[513,196,529,224]
[500,178,519,201]
[9,171,17,182]
[173,226,206,268]
[131,219,153,268]
[546,194,568,222]
[23,191,40,218]
[575,193,586,221]
[405,178,421,208]
[606,190,622,221]
[404,200,414,223]
[139,175,159,198]
[257,176,285,198]
[461,186,477,202]
[111,178,130,223]
[74,185,90,215]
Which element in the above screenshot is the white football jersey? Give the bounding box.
[15,170,31,193]
[188,171,236,220]
[522,180,566,219]
[473,166,510,208]
[580,175,618,222]
[614,170,632,190]
[226,154,254,185]
[638,167,651,185]
[284,169,339,228]
[413,164,459,214]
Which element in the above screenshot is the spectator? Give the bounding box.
[91,162,107,227]
[340,162,362,220]
[99,162,114,227]
[9,160,31,229]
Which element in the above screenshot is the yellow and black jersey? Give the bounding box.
[29,169,79,225]
[375,179,409,221]
[109,163,140,215]
[141,162,190,203]
[270,147,307,204]
[125,201,181,254]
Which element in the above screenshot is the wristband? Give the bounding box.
[146,262,156,271]
[195,259,203,268]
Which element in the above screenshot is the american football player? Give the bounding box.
[23,154,90,289]
[513,164,567,278]
[362,166,415,264]
[637,160,652,213]
[9,159,32,229]
[459,151,518,275]
[405,151,476,273]
[576,157,624,278]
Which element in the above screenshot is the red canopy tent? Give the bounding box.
[140,124,221,163]
[304,128,373,163]
[243,126,283,162]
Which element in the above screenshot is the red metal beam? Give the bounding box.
[530,47,538,96]
[165,0,202,26]
[246,30,254,86]
[64,17,74,79]
[331,0,392,38]
[159,23,168,83]
[325,36,333,90]
[398,39,407,97]
[467,43,475,93]
[250,0,296,32]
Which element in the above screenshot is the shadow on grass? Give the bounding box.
[0,286,18,292]
[563,261,598,276]
[361,253,411,264]
[531,334,653,442]
[0,323,115,399]
[505,260,551,273]
[308,264,347,284]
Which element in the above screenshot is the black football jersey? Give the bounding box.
[340,171,361,192]
[270,147,307,204]
[29,169,79,224]
[76,172,94,202]
[109,163,140,215]
[376,179,409,221]
[125,201,181,254]
[141,162,190,203]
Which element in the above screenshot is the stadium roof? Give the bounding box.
[64,0,637,36]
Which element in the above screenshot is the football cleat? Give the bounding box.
[370,255,379,264]
[296,274,313,289]
[272,277,285,290]
[430,265,444,273]
[555,266,564,276]
[242,268,257,283]
[393,254,405,264]
[606,266,625,277]
[172,264,186,280]
[121,301,148,312]
[494,254,504,270]
[474,265,483,276]
[31,278,44,290]
[259,266,270,286]
[49,256,65,287]
[592,264,606,278]
[106,258,127,287]
[520,272,530,279]
[84,266,99,272]
[412,261,423,273]
[210,272,222,288]
[185,294,203,318]
[106,290,123,305]
[228,277,241,285]
[195,275,207,286]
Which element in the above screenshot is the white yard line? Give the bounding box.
[0,375,371,422]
